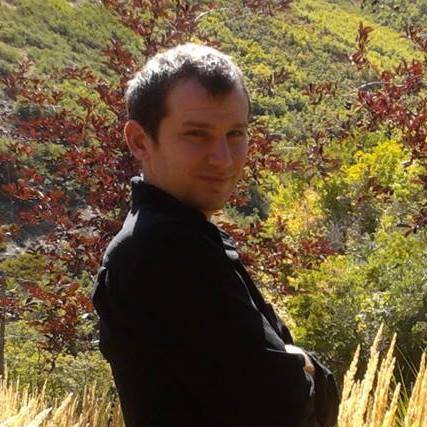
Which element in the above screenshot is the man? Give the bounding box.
[92,43,339,427]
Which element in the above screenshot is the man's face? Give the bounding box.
[141,78,249,219]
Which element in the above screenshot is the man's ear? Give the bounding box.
[124,120,153,163]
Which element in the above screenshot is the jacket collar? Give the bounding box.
[130,175,208,223]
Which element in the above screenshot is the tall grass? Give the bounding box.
[0,374,124,426]
[1,325,426,426]
[338,324,427,427]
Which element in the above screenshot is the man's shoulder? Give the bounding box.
[101,207,209,268]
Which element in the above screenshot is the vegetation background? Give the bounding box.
[0,0,426,422]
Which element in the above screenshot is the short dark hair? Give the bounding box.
[125,43,251,142]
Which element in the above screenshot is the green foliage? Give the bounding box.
[317,134,424,241]
[1,252,49,284]
[361,228,427,356]
[5,321,115,402]
[359,0,427,32]
[0,0,141,75]
[287,227,427,382]
[342,139,422,201]
[0,40,22,74]
[0,136,14,153]
[286,254,365,378]
[296,0,423,71]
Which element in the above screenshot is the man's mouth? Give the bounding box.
[197,176,232,183]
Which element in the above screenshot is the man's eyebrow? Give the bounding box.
[182,121,249,128]
[182,121,214,129]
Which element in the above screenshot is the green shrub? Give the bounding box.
[5,321,115,402]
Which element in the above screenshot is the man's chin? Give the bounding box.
[189,189,233,217]
[196,198,227,216]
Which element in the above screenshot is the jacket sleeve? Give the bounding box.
[94,224,319,427]
[266,304,340,427]
[264,302,295,344]
[305,350,340,427]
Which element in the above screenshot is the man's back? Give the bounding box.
[92,177,339,427]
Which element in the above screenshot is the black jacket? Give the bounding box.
[92,176,339,427]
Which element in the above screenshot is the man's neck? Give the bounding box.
[139,175,212,221]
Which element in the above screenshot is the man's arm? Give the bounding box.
[95,223,319,427]
[266,305,340,427]
[304,350,340,427]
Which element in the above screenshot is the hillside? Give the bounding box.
[1,0,424,149]
[0,0,141,75]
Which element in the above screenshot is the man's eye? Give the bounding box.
[227,130,246,138]
[186,130,208,138]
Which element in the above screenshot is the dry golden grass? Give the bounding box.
[0,373,124,426]
[404,352,427,427]
[338,323,427,427]
[1,325,426,426]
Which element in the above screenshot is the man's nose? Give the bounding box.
[207,136,233,168]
